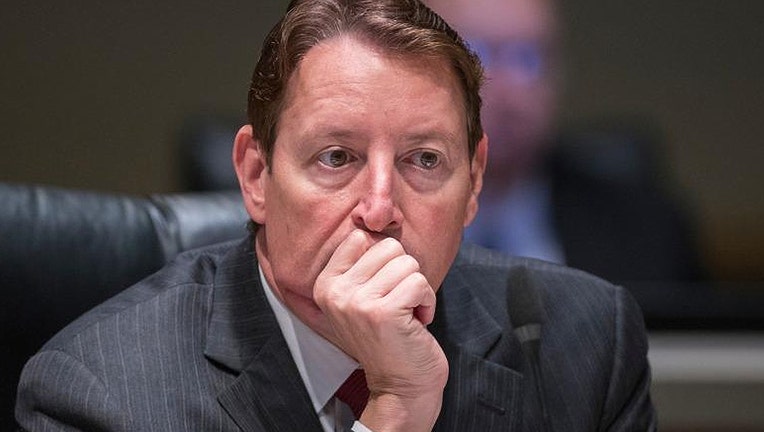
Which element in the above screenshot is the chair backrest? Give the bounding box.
[0,183,248,428]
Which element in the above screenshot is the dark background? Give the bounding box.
[2,0,763,282]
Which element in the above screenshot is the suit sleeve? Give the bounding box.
[599,286,658,432]
[16,350,129,432]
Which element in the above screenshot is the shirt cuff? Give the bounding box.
[351,420,374,432]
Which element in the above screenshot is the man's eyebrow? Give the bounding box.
[295,123,463,148]
[303,127,360,142]
[292,127,361,153]
[402,130,462,146]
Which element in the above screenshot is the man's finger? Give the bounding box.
[383,272,437,325]
[347,237,410,285]
[322,229,375,277]
[360,253,420,297]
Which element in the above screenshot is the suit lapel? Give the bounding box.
[216,335,323,431]
[430,264,526,432]
[204,238,323,432]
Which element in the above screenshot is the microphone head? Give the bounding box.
[507,266,545,331]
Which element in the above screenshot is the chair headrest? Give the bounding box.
[0,182,248,357]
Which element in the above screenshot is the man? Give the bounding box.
[428,0,703,284]
[16,0,656,431]
[426,0,563,262]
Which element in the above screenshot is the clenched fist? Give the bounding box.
[313,229,449,432]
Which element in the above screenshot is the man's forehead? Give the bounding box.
[282,35,464,112]
[274,36,469,149]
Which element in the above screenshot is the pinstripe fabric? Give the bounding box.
[432,244,656,431]
[16,238,655,431]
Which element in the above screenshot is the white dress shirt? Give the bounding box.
[260,266,373,432]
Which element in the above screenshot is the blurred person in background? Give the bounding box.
[426,0,704,286]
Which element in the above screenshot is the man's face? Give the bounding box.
[237,36,486,328]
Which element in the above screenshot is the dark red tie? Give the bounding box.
[335,369,370,419]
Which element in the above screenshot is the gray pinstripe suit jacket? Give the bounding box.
[16,236,656,431]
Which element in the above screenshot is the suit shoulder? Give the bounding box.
[454,242,617,294]
[454,242,648,345]
[41,239,243,352]
[451,243,643,329]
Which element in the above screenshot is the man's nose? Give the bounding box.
[351,162,403,234]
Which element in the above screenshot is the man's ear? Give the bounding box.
[464,132,488,227]
[233,125,267,224]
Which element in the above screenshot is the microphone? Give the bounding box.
[507,268,551,432]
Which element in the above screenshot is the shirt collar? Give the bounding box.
[259,265,359,414]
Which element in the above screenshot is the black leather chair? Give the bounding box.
[0,182,249,429]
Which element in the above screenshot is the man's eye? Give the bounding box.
[317,149,354,168]
[409,151,441,170]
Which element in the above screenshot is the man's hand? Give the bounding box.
[313,229,448,432]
